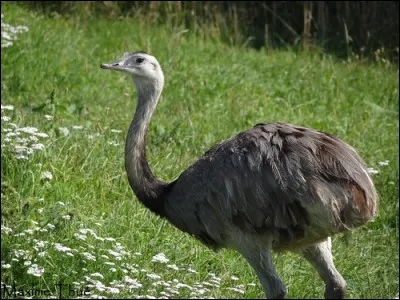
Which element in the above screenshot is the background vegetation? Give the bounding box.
[21,1,399,61]
[1,1,399,299]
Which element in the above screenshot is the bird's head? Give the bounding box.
[101,51,164,86]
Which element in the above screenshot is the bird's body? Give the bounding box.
[101,51,378,299]
[164,121,377,252]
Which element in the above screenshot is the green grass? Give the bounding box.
[1,2,399,299]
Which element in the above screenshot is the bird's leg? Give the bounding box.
[298,237,346,299]
[238,242,287,299]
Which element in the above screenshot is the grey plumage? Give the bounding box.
[101,52,378,299]
[166,122,377,249]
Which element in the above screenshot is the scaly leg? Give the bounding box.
[238,240,287,299]
[298,237,346,299]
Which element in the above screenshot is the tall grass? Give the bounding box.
[1,2,399,299]
[20,1,400,61]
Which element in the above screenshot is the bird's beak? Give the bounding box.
[100,60,126,71]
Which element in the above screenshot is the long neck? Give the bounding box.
[125,78,168,216]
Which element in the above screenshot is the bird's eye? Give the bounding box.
[136,57,144,64]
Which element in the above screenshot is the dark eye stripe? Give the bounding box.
[136,57,144,63]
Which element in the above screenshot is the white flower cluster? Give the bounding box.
[1,14,29,48]
[367,160,390,176]
[27,264,45,277]
[1,105,49,160]
[151,252,169,264]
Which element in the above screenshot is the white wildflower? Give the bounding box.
[146,273,161,280]
[152,281,163,287]
[72,125,83,130]
[231,275,239,281]
[202,281,216,287]
[15,137,29,143]
[175,283,193,290]
[31,143,45,151]
[40,171,53,180]
[88,295,106,299]
[79,228,95,235]
[1,105,14,110]
[44,115,53,120]
[124,276,138,284]
[74,233,87,241]
[195,288,209,295]
[56,201,65,206]
[27,264,44,277]
[367,167,379,175]
[378,160,389,167]
[36,241,48,248]
[24,260,32,266]
[94,281,106,292]
[106,287,120,294]
[13,145,29,154]
[37,208,44,214]
[17,127,38,134]
[110,268,117,272]
[104,237,116,242]
[90,273,104,279]
[226,287,245,294]
[62,215,71,220]
[2,264,11,269]
[108,249,122,258]
[83,252,96,261]
[167,264,179,270]
[13,232,26,237]
[12,249,27,258]
[29,135,39,142]
[187,267,198,273]
[151,253,169,264]
[125,278,143,289]
[34,132,49,138]
[54,243,72,253]
[110,129,122,133]
[6,131,19,137]
[47,223,55,229]
[1,225,12,235]
[1,116,10,121]
[59,127,70,137]
[15,154,28,160]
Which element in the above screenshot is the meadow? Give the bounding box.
[1,2,399,299]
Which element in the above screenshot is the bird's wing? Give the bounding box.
[164,122,377,248]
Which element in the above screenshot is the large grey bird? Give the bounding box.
[100,51,378,299]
